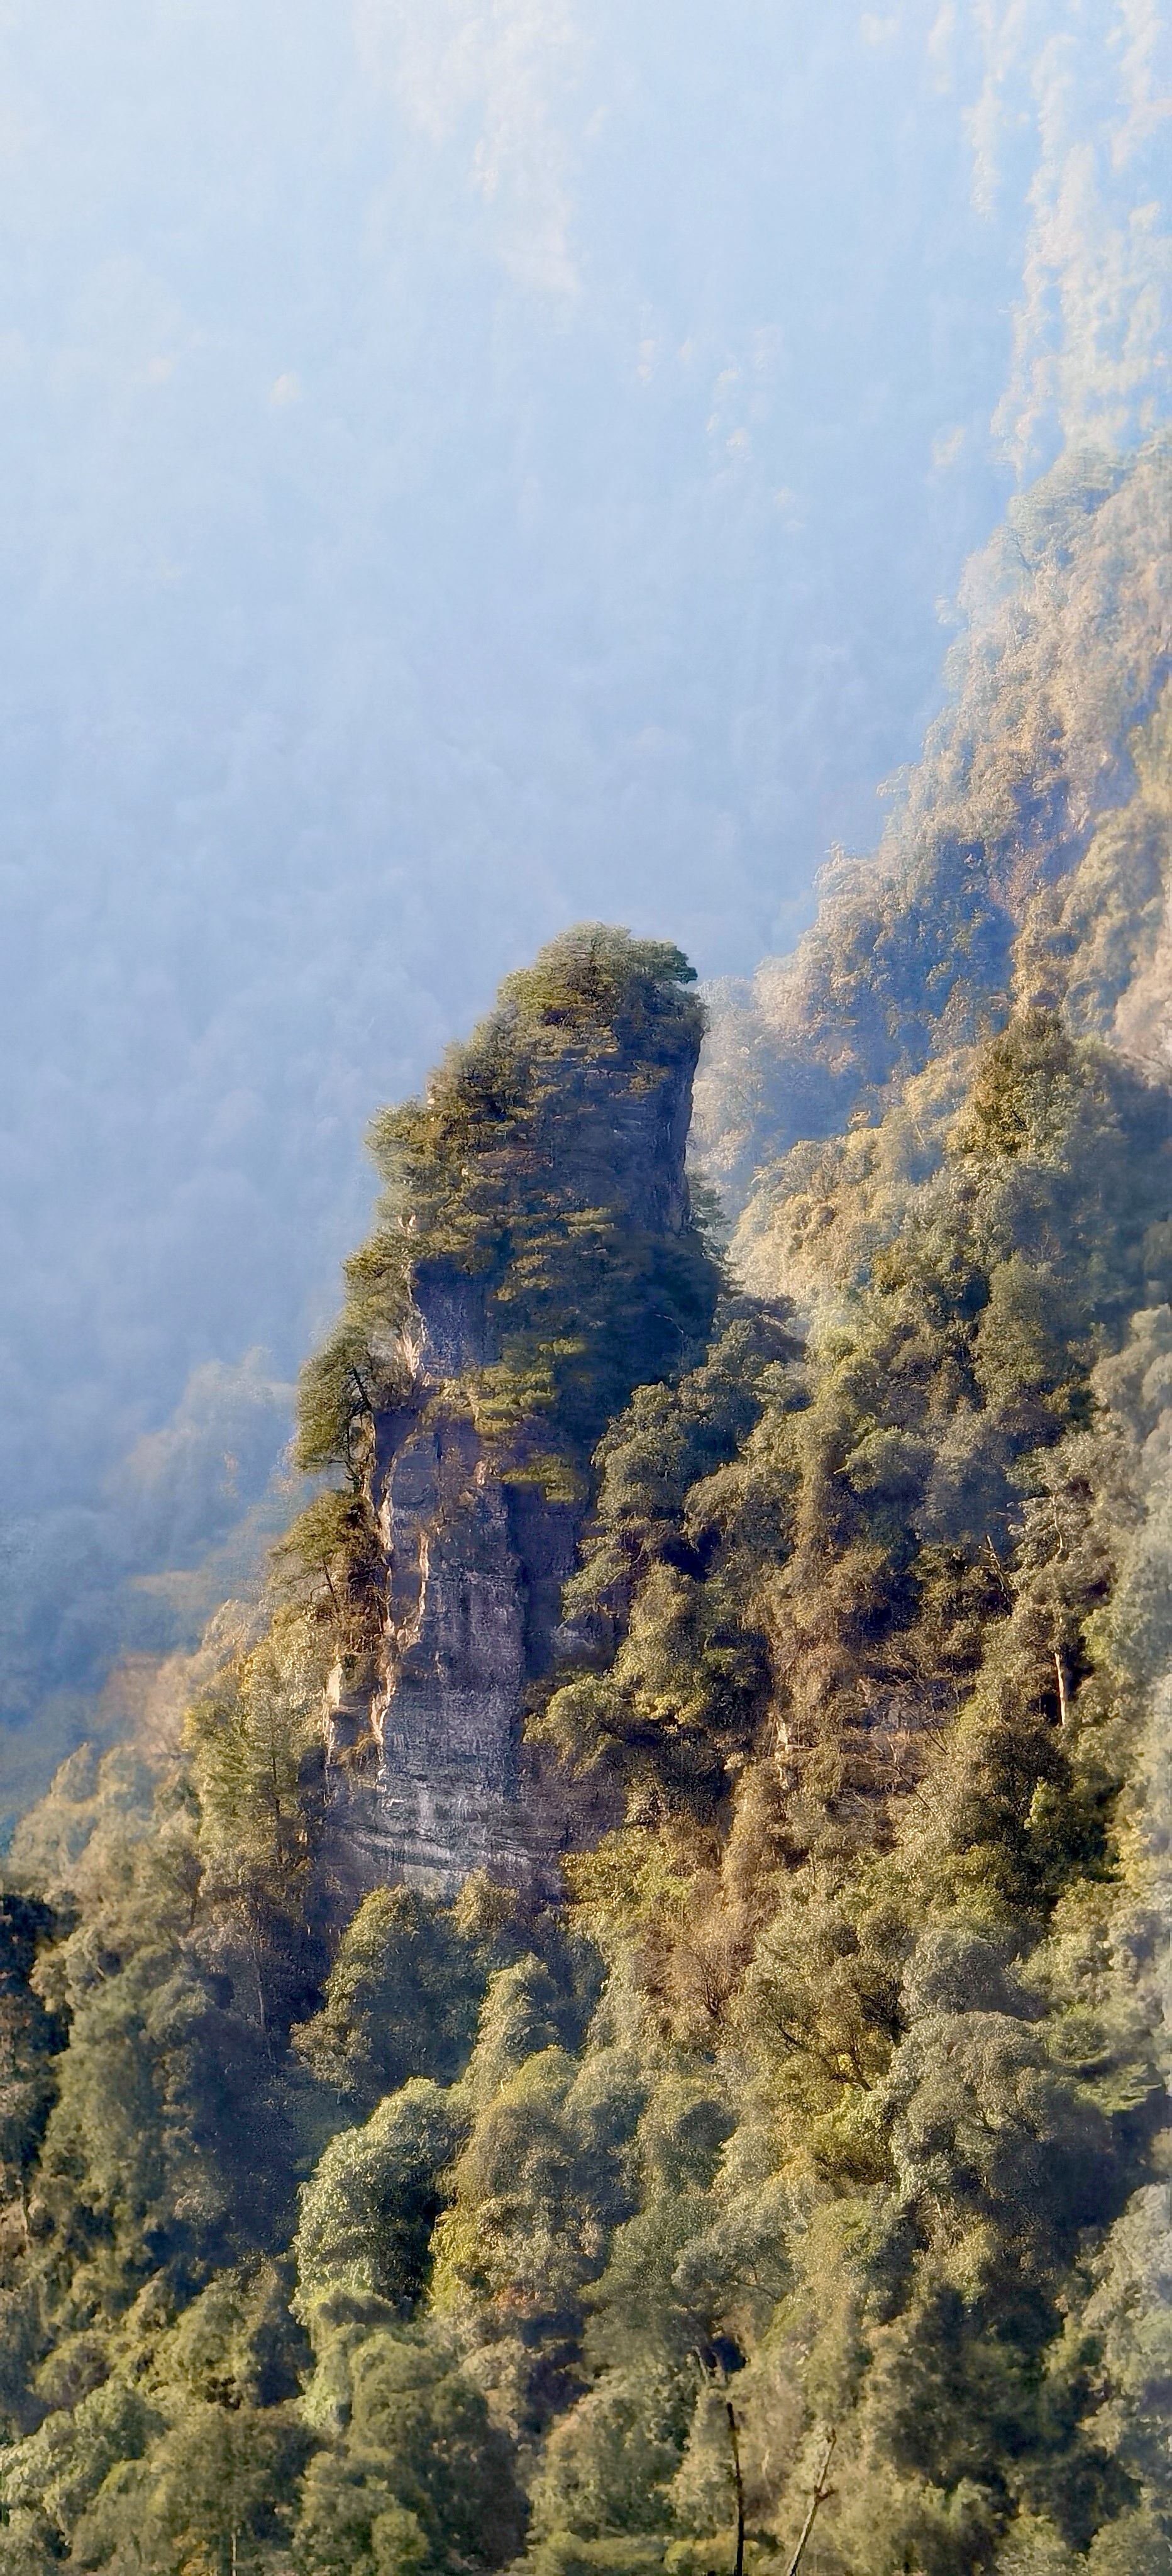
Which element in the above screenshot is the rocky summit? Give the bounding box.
[296,925,722,1900]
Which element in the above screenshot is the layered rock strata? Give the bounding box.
[314,960,713,1896]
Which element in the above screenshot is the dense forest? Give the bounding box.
[1,447,1171,2576]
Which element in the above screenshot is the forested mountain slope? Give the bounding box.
[3,454,1172,2576]
[694,438,1172,1220]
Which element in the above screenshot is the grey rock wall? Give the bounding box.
[316,1035,699,1895]
[318,1403,588,1895]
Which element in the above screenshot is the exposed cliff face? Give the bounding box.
[303,928,721,1894]
[323,1394,580,1893]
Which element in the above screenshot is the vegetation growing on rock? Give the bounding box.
[294,923,719,1507]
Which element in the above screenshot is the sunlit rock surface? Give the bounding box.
[316,1016,701,1894]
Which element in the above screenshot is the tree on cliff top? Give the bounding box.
[295,926,722,1500]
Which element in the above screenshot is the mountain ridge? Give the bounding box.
[692,436,1172,1224]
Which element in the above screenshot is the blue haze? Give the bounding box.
[0,2,1167,1641]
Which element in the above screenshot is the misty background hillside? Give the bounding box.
[2,0,1171,1810]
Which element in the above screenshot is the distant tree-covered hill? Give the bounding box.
[694,436,1172,1220]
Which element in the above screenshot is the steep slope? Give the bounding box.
[283,926,721,1896]
[694,437,1172,1221]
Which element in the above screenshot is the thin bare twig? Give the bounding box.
[727,2400,745,2576]
[784,2428,836,2576]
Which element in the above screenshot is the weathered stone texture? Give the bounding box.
[316,1031,701,1893]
